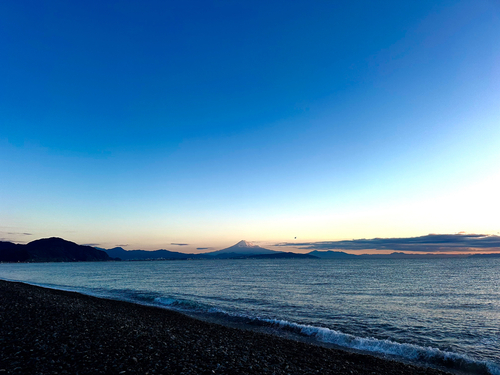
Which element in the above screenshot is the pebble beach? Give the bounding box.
[0,280,453,375]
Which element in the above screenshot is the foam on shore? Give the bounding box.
[2,277,496,375]
[147,294,499,375]
[0,279,457,375]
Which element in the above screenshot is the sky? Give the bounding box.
[1,0,499,253]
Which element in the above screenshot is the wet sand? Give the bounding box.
[0,280,452,374]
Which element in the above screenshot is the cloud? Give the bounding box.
[196,247,213,251]
[171,243,189,246]
[0,231,32,243]
[275,234,500,253]
[116,244,129,247]
[83,243,101,247]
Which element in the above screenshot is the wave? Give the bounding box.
[4,279,498,375]
[262,319,499,375]
[150,296,499,375]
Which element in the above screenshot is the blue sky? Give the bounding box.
[1,0,499,251]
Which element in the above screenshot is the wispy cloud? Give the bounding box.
[116,244,129,247]
[275,234,500,253]
[196,247,213,251]
[171,243,189,246]
[0,231,33,244]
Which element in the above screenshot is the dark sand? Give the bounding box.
[0,280,452,375]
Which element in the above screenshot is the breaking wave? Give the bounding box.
[262,319,499,375]
[150,296,499,375]
[3,277,499,375]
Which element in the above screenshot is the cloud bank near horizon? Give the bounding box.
[275,234,500,253]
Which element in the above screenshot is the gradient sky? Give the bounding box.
[1,0,499,252]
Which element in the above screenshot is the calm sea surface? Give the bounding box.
[1,258,499,374]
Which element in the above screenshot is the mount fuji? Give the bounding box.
[206,240,279,259]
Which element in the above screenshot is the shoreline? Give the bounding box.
[0,279,454,374]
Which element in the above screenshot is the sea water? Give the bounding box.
[1,258,499,374]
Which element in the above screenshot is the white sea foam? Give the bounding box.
[154,297,177,306]
[262,318,500,375]
[3,257,499,375]
[147,296,499,375]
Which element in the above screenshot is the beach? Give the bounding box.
[0,279,452,375]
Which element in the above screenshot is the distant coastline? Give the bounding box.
[2,236,500,263]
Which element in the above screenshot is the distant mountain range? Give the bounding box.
[307,250,357,259]
[101,240,303,260]
[468,253,500,258]
[308,250,472,259]
[2,237,499,263]
[100,241,483,260]
[0,237,116,262]
[102,246,207,261]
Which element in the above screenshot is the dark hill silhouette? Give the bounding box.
[0,237,116,262]
[0,242,30,262]
[104,247,209,260]
[468,253,500,258]
[307,250,357,259]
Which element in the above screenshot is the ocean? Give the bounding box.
[1,258,498,374]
